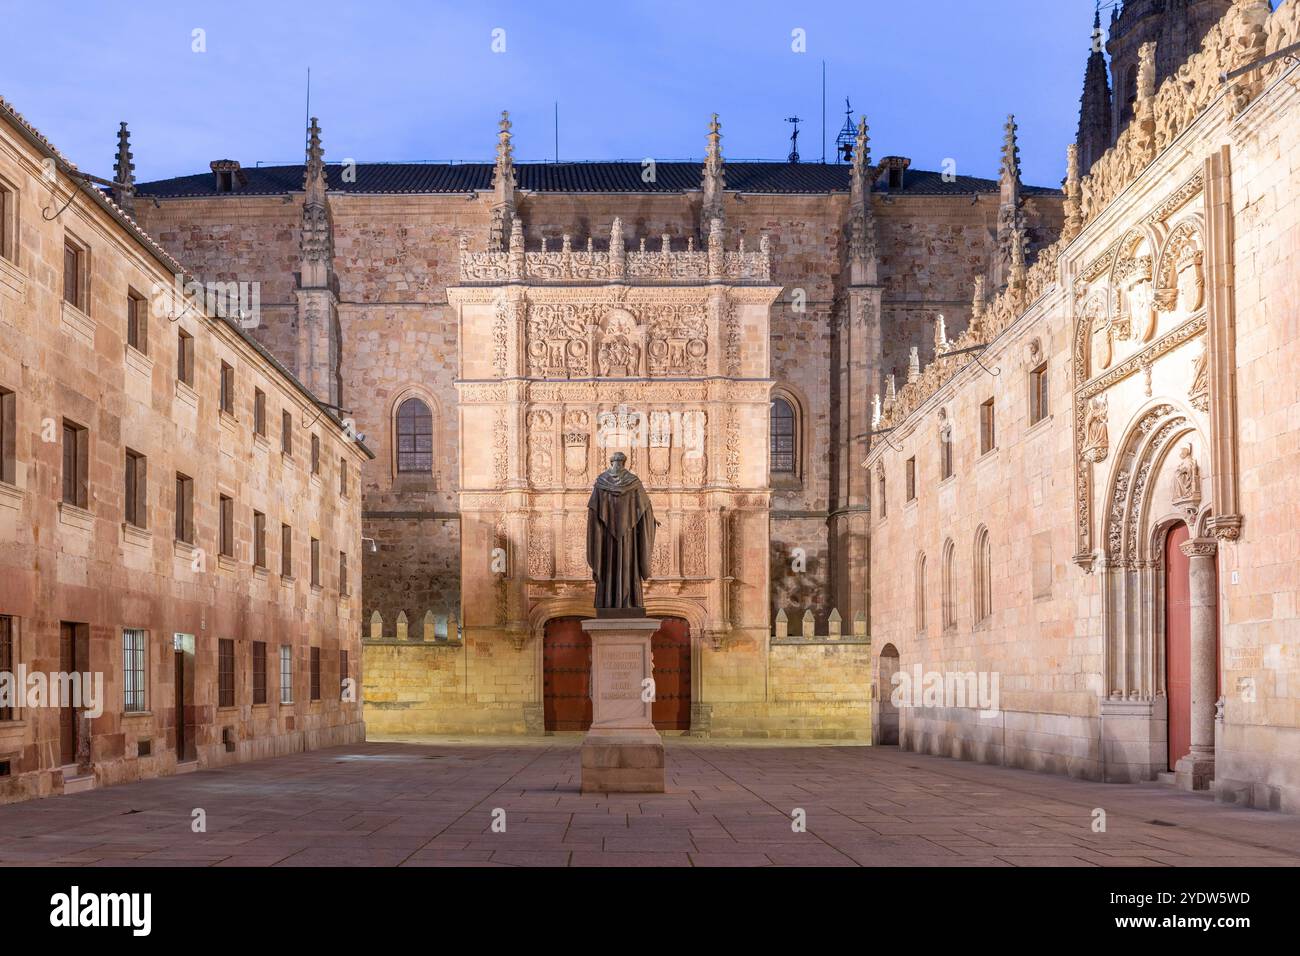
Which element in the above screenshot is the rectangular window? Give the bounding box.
[339,550,348,596]
[0,616,14,721]
[310,537,320,587]
[0,181,13,263]
[62,419,88,508]
[310,434,320,475]
[126,288,147,354]
[253,389,266,437]
[340,650,349,700]
[219,361,235,415]
[980,398,996,455]
[905,457,916,502]
[1,386,17,486]
[123,628,147,713]
[877,472,887,520]
[310,647,321,701]
[940,430,953,481]
[279,644,292,704]
[1030,363,1049,425]
[219,494,234,557]
[176,329,194,386]
[253,511,266,568]
[339,458,347,497]
[63,238,86,311]
[218,638,235,708]
[125,449,147,529]
[281,409,292,456]
[281,523,292,577]
[252,641,267,706]
[175,473,194,543]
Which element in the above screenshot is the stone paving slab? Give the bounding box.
[0,737,1298,867]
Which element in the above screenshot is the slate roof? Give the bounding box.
[137,161,1062,198]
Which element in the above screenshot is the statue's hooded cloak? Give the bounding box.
[586,468,656,610]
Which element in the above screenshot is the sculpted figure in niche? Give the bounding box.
[1177,248,1205,315]
[1082,395,1109,463]
[1172,443,1201,506]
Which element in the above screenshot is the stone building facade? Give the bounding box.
[0,99,370,803]
[868,0,1300,811]
[128,106,1063,737]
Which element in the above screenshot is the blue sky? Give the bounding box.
[2,0,1111,187]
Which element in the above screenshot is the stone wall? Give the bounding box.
[0,106,370,803]
[865,1,1300,811]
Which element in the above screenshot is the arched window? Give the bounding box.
[395,398,433,473]
[915,553,927,634]
[770,396,797,475]
[941,539,956,630]
[973,525,992,623]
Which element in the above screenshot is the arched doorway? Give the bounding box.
[1165,523,1192,771]
[542,616,691,732]
[876,643,900,746]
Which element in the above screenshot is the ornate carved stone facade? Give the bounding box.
[867,0,1300,812]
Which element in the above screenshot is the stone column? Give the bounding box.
[1175,537,1218,791]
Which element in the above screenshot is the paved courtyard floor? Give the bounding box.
[2,737,1299,867]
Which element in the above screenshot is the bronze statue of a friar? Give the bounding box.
[587,452,658,616]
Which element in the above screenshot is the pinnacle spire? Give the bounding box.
[701,113,725,235]
[113,121,135,218]
[490,110,517,252]
[999,114,1021,196]
[303,116,327,198]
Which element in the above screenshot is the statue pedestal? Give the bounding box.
[580,617,664,793]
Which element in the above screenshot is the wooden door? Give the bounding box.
[542,616,693,732]
[650,617,691,730]
[58,622,78,765]
[543,617,592,731]
[1165,523,1192,771]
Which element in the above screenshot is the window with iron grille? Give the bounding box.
[123,628,147,713]
[395,398,433,473]
[0,616,14,721]
[310,647,321,701]
[62,420,88,507]
[770,397,796,474]
[252,641,267,705]
[218,638,235,708]
[279,644,293,704]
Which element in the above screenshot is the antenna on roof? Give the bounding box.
[785,116,801,164]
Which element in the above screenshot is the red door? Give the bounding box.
[1165,524,1192,771]
[542,616,692,732]
[650,617,692,730]
[543,618,592,731]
